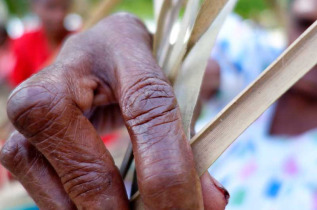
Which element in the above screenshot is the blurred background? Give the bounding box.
[1,0,317,209]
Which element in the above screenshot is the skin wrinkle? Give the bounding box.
[135,118,177,139]
[30,106,90,158]
[123,84,175,121]
[129,111,178,141]
[15,102,53,133]
[8,82,58,103]
[112,20,203,206]
[27,104,70,146]
[21,154,41,179]
[70,174,111,199]
[10,93,53,124]
[0,141,23,169]
[143,89,174,100]
[120,76,168,111]
[7,83,124,207]
[53,151,108,172]
[63,171,111,198]
[62,168,100,185]
[127,105,177,128]
[23,97,64,133]
[1,13,229,210]
[135,131,175,154]
[36,121,71,155]
[131,119,179,151]
[60,163,105,183]
[11,88,68,139]
[0,134,77,209]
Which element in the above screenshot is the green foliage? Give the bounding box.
[4,0,271,20]
[115,0,153,18]
[4,0,30,16]
[234,0,270,19]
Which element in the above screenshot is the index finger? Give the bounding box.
[98,14,204,209]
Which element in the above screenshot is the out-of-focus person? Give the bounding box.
[0,0,12,190]
[0,0,14,84]
[197,0,317,209]
[1,0,74,196]
[10,0,73,87]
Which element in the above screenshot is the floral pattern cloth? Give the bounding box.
[196,14,317,210]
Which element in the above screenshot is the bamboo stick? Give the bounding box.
[153,0,173,57]
[187,0,228,52]
[191,20,317,176]
[163,0,200,79]
[174,0,236,137]
[155,0,184,68]
[131,20,317,209]
[154,0,164,23]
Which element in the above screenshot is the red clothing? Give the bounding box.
[10,28,59,87]
[0,40,15,82]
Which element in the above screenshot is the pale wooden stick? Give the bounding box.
[191,20,317,176]
[163,0,200,79]
[187,0,228,52]
[131,20,317,209]
[83,0,121,30]
[153,0,172,56]
[174,0,235,137]
[154,0,164,23]
[155,0,184,68]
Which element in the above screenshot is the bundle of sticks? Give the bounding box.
[77,0,317,209]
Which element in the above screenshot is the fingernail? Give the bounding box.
[211,177,230,204]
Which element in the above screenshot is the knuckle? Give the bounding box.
[64,33,81,46]
[63,33,87,50]
[0,132,26,170]
[60,161,113,200]
[122,77,178,129]
[58,34,92,67]
[98,12,150,47]
[7,81,67,138]
[105,12,144,29]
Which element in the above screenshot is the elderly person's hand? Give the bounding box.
[0,14,229,210]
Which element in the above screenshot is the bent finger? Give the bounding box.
[6,61,128,209]
[0,132,75,209]
[97,14,204,209]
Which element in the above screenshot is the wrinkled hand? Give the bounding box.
[0,14,229,210]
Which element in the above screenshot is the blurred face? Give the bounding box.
[0,26,7,46]
[289,0,317,97]
[33,0,72,36]
[289,0,317,42]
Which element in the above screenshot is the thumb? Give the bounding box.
[200,172,229,210]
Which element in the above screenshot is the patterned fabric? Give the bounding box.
[196,14,317,210]
[196,14,283,132]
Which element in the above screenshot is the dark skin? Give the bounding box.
[270,0,317,136]
[0,14,228,209]
[32,0,72,48]
[0,26,7,47]
[200,59,221,103]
